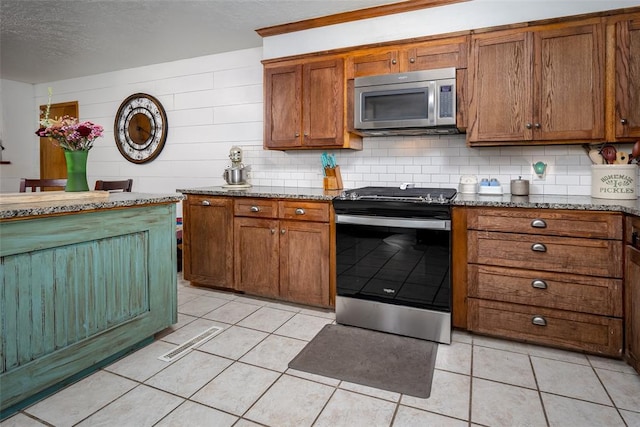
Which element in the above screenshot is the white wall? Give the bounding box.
[3,2,639,210]
[0,79,38,192]
[263,0,638,59]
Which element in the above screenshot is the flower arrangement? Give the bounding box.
[35,89,104,151]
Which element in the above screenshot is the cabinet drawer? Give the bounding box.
[468,265,622,317]
[186,194,232,208]
[278,201,329,222]
[468,299,623,356]
[467,208,622,239]
[468,230,623,278]
[234,199,278,218]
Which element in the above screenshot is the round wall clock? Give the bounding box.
[114,93,168,163]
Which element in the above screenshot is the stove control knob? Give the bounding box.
[424,193,432,203]
[349,192,359,200]
[339,191,347,200]
[438,194,446,203]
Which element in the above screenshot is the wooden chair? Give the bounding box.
[94,179,133,192]
[19,178,67,192]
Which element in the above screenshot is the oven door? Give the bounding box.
[334,214,452,343]
[335,214,450,310]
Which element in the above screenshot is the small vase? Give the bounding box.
[64,150,90,192]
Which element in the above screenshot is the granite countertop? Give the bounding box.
[0,192,186,220]
[178,185,640,216]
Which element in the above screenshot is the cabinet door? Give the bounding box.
[615,19,640,139]
[302,59,345,147]
[534,23,604,141]
[348,50,400,78]
[183,196,234,288]
[264,64,302,148]
[626,245,640,373]
[234,217,280,298]
[279,220,330,307]
[405,36,469,71]
[468,32,533,142]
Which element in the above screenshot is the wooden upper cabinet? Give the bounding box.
[534,24,604,141]
[264,64,302,148]
[468,20,605,145]
[615,18,640,139]
[468,32,532,142]
[264,57,362,150]
[347,35,469,79]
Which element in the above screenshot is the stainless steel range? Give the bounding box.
[332,186,456,344]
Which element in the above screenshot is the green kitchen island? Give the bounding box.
[0,191,184,415]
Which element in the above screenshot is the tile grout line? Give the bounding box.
[529,353,551,427]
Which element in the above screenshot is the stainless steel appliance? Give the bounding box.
[223,146,251,187]
[353,68,457,136]
[333,186,456,344]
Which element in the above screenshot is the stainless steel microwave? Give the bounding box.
[353,67,457,136]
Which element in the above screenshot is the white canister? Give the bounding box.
[591,165,637,199]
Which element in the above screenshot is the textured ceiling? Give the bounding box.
[1,0,400,84]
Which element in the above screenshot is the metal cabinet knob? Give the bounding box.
[201,200,211,206]
[532,316,547,326]
[531,279,547,289]
[295,208,305,215]
[271,229,276,234]
[281,229,286,234]
[409,58,415,63]
[621,118,628,125]
[250,206,260,212]
[531,219,547,228]
[526,123,532,129]
[535,123,541,129]
[531,243,547,252]
[391,59,397,64]
[295,132,300,137]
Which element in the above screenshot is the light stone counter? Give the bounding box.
[178,185,640,217]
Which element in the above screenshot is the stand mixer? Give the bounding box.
[222,146,251,187]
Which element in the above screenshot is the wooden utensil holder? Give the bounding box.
[323,166,343,190]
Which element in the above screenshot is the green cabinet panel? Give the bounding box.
[0,203,177,412]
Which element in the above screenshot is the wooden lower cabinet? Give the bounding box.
[183,195,234,288]
[468,299,623,355]
[234,217,280,299]
[625,216,640,373]
[466,207,624,356]
[233,199,333,308]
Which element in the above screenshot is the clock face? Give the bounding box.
[114,93,168,163]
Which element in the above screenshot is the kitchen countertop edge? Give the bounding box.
[0,192,186,220]
[179,186,640,216]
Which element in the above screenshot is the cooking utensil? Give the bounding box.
[613,151,628,164]
[588,149,604,164]
[599,144,617,164]
[630,141,640,164]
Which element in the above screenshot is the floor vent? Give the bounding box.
[158,326,224,362]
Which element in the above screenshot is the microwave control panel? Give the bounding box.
[439,85,454,119]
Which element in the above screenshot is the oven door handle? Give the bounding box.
[335,214,450,230]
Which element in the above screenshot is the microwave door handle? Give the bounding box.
[428,81,436,126]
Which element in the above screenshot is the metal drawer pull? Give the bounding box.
[281,229,286,234]
[201,200,211,206]
[531,279,547,289]
[531,219,547,228]
[295,208,305,215]
[250,206,260,212]
[532,316,547,326]
[531,243,547,252]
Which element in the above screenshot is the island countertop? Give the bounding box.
[177,185,640,216]
[0,192,186,220]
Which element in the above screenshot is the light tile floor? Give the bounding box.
[3,274,640,427]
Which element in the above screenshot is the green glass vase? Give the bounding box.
[64,150,90,192]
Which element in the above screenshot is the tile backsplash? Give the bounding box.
[244,135,639,195]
